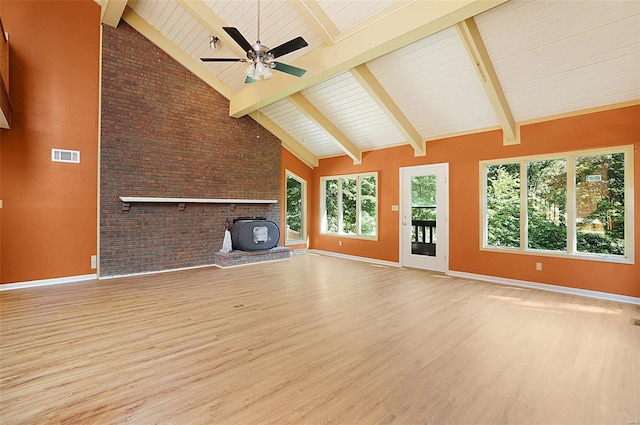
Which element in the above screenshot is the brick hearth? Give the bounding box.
[213,247,291,268]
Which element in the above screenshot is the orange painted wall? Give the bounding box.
[310,106,640,298]
[0,0,100,283]
[280,148,313,251]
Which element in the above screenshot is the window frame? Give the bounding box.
[320,171,379,240]
[284,170,307,246]
[480,145,634,264]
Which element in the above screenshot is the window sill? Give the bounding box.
[480,246,634,265]
[320,233,378,242]
[285,239,307,246]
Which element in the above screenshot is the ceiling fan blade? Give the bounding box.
[200,57,245,62]
[245,76,257,84]
[272,62,307,77]
[223,27,254,53]
[268,37,308,59]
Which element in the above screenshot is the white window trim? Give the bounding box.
[284,170,307,246]
[320,171,379,240]
[480,145,634,264]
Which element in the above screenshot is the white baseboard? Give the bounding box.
[0,274,97,291]
[99,263,217,280]
[307,251,638,305]
[309,249,401,268]
[4,260,635,306]
[447,270,640,305]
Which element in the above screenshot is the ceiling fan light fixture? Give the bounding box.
[255,61,266,76]
[245,63,256,78]
[262,66,273,79]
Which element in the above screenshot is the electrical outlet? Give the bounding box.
[91,255,97,270]
[535,262,542,271]
[338,240,343,246]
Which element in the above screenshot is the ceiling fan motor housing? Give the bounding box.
[248,43,273,64]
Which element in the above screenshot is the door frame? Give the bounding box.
[399,163,449,272]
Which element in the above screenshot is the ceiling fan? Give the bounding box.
[200,1,308,84]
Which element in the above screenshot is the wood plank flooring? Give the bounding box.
[1,253,639,424]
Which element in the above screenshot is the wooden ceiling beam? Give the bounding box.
[176,0,248,59]
[121,7,234,100]
[289,93,362,164]
[229,0,507,118]
[101,0,128,28]
[290,0,337,46]
[248,111,319,168]
[456,17,519,145]
[351,64,425,156]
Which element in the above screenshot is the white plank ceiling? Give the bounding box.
[261,98,344,158]
[117,0,640,167]
[317,0,396,32]
[366,25,499,140]
[474,0,640,122]
[301,71,406,152]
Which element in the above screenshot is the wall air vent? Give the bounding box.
[51,148,80,163]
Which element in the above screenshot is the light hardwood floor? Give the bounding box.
[1,253,639,425]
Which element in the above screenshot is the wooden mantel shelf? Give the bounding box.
[119,196,278,211]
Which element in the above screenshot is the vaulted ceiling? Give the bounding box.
[97,0,640,167]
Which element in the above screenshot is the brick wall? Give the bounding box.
[100,23,281,277]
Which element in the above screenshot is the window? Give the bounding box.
[486,163,521,248]
[481,146,634,263]
[285,171,306,245]
[527,159,567,251]
[575,152,627,255]
[321,172,378,239]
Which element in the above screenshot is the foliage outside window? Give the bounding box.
[482,146,633,262]
[527,159,567,251]
[321,172,377,239]
[412,175,437,221]
[411,175,437,244]
[575,153,626,255]
[285,171,306,245]
[486,163,521,248]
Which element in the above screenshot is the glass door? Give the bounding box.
[400,164,449,271]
